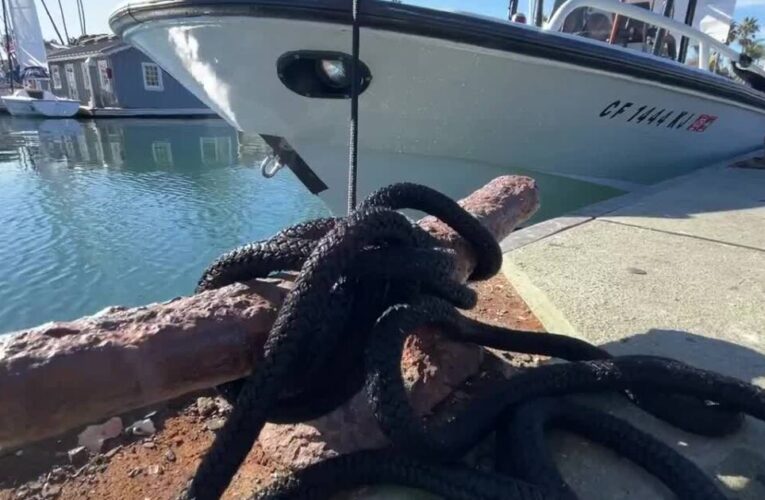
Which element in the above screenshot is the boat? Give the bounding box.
[1,0,79,117]
[2,85,81,117]
[109,0,765,190]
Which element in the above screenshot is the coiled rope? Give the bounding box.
[184,182,765,500]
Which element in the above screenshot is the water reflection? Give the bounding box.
[0,117,328,333]
[302,150,625,224]
[0,118,242,170]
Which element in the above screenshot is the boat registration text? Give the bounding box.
[599,100,717,133]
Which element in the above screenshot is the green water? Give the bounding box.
[0,116,623,334]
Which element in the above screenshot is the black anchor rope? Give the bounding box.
[183,182,764,500]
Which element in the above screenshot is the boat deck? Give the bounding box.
[502,155,765,499]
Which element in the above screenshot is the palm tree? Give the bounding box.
[727,16,765,61]
[737,16,760,50]
[747,38,765,60]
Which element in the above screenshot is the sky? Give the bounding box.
[25,0,765,42]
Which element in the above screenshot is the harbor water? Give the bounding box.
[0,116,622,334]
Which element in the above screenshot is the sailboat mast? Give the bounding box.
[7,0,52,81]
[1,0,12,90]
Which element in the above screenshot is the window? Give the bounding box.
[65,64,78,101]
[152,141,173,167]
[51,66,62,89]
[97,60,112,92]
[200,137,233,165]
[142,62,163,91]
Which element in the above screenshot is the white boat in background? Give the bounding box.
[110,0,765,190]
[3,84,81,117]
[1,0,79,118]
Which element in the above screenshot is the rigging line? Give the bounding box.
[39,0,65,45]
[347,0,361,213]
[56,0,68,43]
[73,0,82,36]
[74,0,83,37]
[79,0,85,35]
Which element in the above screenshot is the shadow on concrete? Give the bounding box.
[603,328,765,383]
[592,328,765,500]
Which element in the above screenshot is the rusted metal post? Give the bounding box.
[0,176,539,450]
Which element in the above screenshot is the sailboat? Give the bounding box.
[1,0,79,117]
[110,0,765,187]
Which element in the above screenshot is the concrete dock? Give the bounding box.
[502,158,765,498]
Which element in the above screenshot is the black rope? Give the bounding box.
[185,183,764,500]
[347,0,361,213]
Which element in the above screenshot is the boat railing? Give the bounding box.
[545,0,765,78]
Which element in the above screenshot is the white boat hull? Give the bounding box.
[119,11,765,187]
[30,99,81,117]
[2,95,40,116]
[2,94,80,117]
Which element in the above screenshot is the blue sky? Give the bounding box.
[32,0,765,41]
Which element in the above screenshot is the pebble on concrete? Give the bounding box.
[41,483,61,498]
[77,417,123,453]
[127,418,156,437]
[195,397,217,417]
[205,418,226,431]
[67,446,89,467]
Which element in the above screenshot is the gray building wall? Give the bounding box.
[48,47,206,110]
[49,58,119,107]
[110,49,206,109]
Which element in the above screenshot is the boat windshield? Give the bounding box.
[21,66,50,80]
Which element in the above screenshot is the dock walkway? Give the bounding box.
[502,158,765,499]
